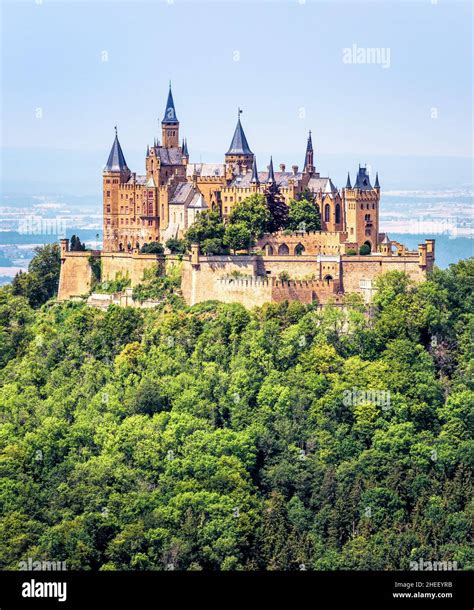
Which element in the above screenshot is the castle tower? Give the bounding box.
[103,127,131,252]
[303,130,315,174]
[344,165,380,252]
[225,108,254,176]
[161,83,179,148]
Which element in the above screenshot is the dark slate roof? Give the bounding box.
[162,86,179,124]
[170,182,194,204]
[182,138,189,156]
[374,172,380,188]
[267,157,276,184]
[251,156,259,184]
[226,117,253,155]
[306,130,313,153]
[126,175,147,186]
[154,146,183,165]
[346,172,352,189]
[104,133,129,172]
[354,166,373,190]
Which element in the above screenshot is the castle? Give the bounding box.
[58,85,435,307]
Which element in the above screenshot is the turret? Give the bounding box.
[161,83,179,148]
[266,156,276,187]
[344,165,380,252]
[225,108,254,173]
[250,156,260,186]
[103,127,130,252]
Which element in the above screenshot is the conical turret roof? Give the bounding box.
[104,128,129,172]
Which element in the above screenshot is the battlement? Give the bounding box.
[218,276,339,290]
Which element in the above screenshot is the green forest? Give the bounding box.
[0,246,472,570]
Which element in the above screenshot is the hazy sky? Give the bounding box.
[1,0,473,189]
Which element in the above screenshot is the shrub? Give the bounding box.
[359,244,371,256]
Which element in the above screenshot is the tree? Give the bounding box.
[140,242,164,254]
[70,235,86,252]
[201,238,229,256]
[287,196,321,232]
[165,238,187,254]
[224,223,253,254]
[11,243,61,308]
[359,244,370,255]
[229,194,271,239]
[186,211,225,244]
[265,189,288,233]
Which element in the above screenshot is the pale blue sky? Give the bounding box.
[1,0,472,193]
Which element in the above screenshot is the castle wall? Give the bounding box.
[101,252,164,286]
[258,231,349,256]
[340,255,427,294]
[58,251,96,300]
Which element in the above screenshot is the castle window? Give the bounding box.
[360,204,363,210]
[324,204,330,222]
[365,229,371,236]
[335,203,341,224]
[106,205,110,213]
[106,190,110,197]
[372,203,375,209]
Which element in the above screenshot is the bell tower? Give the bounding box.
[161,83,179,148]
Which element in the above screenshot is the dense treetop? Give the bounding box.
[0,254,472,570]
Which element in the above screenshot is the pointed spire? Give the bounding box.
[183,138,189,157]
[146,144,150,157]
[251,156,259,184]
[104,128,129,172]
[374,172,380,189]
[226,108,253,155]
[267,156,276,184]
[303,130,315,173]
[345,172,352,189]
[162,83,178,124]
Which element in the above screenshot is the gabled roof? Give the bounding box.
[188,193,208,209]
[307,177,338,194]
[154,146,183,165]
[162,85,179,125]
[226,114,253,155]
[104,131,129,172]
[186,163,225,178]
[146,176,156,188]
